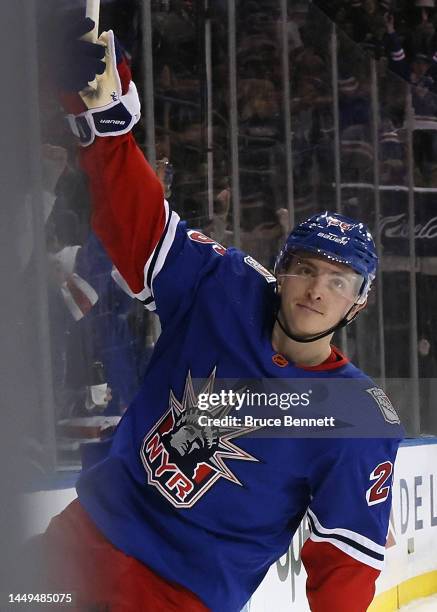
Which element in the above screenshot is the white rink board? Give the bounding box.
[374,441,437,596]
[248,520,311,611]
[249,440,437,611]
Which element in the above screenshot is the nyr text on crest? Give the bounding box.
[140,370,261,508]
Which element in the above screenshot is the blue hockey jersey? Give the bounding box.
[76,133,404,612]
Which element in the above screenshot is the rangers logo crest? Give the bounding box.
[140,369,260,508]
[366,387,400,424]
[326,217,355,233]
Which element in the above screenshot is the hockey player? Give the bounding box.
[41,18,404,612]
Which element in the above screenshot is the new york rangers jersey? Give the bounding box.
[76,133,404,612]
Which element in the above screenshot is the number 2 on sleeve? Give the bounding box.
[366,461,393,506]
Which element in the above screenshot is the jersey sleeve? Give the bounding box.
[301,540,380,612]
[79,133,168,298]
[383,31,410,81]
[301,436,400,611]
[79,134,231,326]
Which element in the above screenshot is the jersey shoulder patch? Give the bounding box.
[243,255,276,283]
[366,387,400,424]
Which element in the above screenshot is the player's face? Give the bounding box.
[278,253,364,336]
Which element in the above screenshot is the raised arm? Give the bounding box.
[59,19,170,298]
[383,12,410,81]
[80,134,166,297]
[57,18,229,322]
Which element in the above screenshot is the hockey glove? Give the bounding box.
[59,18,141,147]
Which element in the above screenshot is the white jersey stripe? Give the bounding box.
[308,532,384,570]
[307,508,385,570]
[111,203,180,309]
[145,204,180,293]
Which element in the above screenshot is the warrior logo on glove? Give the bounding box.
[140,370,260,508]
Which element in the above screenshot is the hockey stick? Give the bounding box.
[82,0,101,90]
[84,0,100,42]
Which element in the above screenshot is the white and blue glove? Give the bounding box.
[58,17,141,147]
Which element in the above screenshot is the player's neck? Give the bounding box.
[271,322,333,367]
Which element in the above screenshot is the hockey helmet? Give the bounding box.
[275,211,378,304]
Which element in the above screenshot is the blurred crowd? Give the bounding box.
[35,0,437,463]
[316,0,437,186]
[315,0,437,59]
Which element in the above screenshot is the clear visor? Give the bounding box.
[278,254,365,302]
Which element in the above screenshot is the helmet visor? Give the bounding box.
[278,254,365,302]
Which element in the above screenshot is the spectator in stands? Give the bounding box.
[380,126,407,184]
[384,10,437,183]
[314,0,392,51]
[384,10,437,85]
[338,73,371,130]
[407,0,436,60]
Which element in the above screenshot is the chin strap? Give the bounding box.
[274,303,358,344]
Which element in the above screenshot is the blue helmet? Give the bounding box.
[275,211,378,303]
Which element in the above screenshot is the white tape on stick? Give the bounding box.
[84,0,100,42]
[81,0,101,91]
